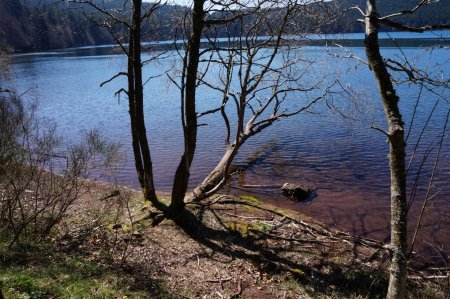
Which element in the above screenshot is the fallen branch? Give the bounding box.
[249,227,336,246]
[212,198,388,251]
[240,184,281,188]
[206,277,233,283]
[410,275,449,280]
[222,212,271,220]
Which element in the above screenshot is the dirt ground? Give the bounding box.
[45,182,446,299]
[2,181,448,298]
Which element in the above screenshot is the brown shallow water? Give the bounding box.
[224,167,449,264]
[216,121,449,263]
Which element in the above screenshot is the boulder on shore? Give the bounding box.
[281,183,315,201]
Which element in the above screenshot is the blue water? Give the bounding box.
[6,33,450,259]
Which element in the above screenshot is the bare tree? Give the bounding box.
[164,0,330,213]
[356,1,450,298]
[186,0,333,201]
[168,0,205,212]
[64,0,333,220]
[167,0,284,212]
[62,0,165,209]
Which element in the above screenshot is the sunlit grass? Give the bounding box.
[239,195,261,204]
[1,257,148,299]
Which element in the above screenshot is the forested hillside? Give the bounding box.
[339,0,450,32]
[0,0,449,52]
[0,0,186,51]
[0,0,114,51]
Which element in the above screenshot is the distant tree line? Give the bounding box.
[1,0,449,52]
[0,0,187,51]
[338,0,450,33]
[0,0,111,51]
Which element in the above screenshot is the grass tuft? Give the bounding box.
[239,195,261,204]
[1,257,148,299]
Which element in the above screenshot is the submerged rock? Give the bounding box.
[281,183,315,201]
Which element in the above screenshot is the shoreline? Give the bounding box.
[82,179,445,265]
[2,178,447,298]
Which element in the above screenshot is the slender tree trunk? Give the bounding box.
[365,1,407,298]
[191,144,239,201]
[170,0,205,211]
[128,0,158,205]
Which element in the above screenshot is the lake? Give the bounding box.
[7,32,450,261]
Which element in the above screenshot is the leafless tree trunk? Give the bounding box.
[361,1,450,298]
[364,1,407,296]
[127,0,159,206]
[170,0,205,211]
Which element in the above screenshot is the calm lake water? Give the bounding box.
[7,32,450,261]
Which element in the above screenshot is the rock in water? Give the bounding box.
[281,183,314,201]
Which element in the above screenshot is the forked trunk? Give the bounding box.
[128,0,158,205]
[191,145,238,201]
[170,0,205,211]
[365,1,408,298]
